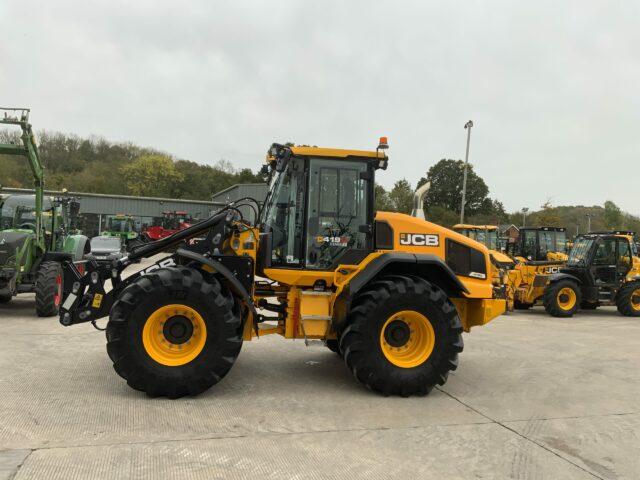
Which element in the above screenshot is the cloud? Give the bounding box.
[1,0,639,213]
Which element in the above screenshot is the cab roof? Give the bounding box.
[453,224,498,231]
[520,226,566,232]
[579,231,635,241]
[289,146,386,159]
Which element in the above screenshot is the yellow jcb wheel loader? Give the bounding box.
[506,227,569,310]
[58,139,507,398]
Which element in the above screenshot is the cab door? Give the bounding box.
[305,158,372,270]
[590,237,617,286]
[615,238,633,283]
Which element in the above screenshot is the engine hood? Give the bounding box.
[0,231,33,266]
[89,247,121,255]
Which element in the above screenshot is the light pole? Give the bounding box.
[460,120,473,224]
[522,207,529,227]
[586,213,591,232]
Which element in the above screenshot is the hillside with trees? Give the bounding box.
[2,130,637,238]
[0,130,262,200]
[376,159,639,237]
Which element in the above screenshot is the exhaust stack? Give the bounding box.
[411,182,430,219]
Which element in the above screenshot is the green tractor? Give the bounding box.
[102,214,141,251]
[0,108,89,316]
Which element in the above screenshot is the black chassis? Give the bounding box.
[58,210,257,327]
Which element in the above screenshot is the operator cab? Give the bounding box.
[0,194,55,233]
[564,232,638,288]
[453,224,501,251]
[513,227,568,262]
[259,141,387,271]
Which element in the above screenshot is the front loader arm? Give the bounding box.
[59,209,238,326]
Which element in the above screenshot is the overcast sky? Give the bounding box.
[2,1,638,214]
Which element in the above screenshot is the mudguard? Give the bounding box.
[175,248,258,319]
[333,252,468,328]
[348,252,468,297]
[64,234,90,261]
[548,272,582,285]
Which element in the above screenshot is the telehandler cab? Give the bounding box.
[542,231,640,317]
[59,139,507,398]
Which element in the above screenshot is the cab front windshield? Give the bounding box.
[479,230,499,250]
[0,195,54,232]
[108,217,133,232]
[459,228,499,250]
[567,237,594,266]
[261,157,306,266]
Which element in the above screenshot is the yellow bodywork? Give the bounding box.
[237,211,506,341]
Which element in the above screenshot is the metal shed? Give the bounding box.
[1,187,214,237]
[211,183,268,223]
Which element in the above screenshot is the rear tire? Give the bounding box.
[340,275,463,397]
[35,261,63,317]
[543,280,581,317]
[615,282,640,317]
[0,294,12,304]
[324,339,341,356]
[106,266,243,398]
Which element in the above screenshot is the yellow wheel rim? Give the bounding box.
[142,304,207,366]
[631,289,640,311]
[557,287,577,311]
[380,310,435,368]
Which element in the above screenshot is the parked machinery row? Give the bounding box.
[454,224,640,318]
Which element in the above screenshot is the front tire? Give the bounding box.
[514,300,533,310]
[35,261,63,317]
[543,280,581,317]
[106,266,243,398]
[0,293,12,304]
[340,275,463,397]
[615,282,640,317]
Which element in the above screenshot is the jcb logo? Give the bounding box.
[543,266,560,274]
[400,233,439,247]
[141,258,176,275]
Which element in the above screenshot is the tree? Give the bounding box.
[418,159,490,216]
[120,154,184,197]
[604,200,623,230]
[535,200,561,227]
[374,184,393,212]
[388,179,414,214]
[425,205,459,228]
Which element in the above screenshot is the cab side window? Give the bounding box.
[593,238,616,265]
[306,159,368,270]
[617,239,632,270]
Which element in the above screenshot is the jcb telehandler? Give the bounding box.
[0,108,88,315]
[506,226,569,309]
[59,140,507,398]
[542,231,640,317]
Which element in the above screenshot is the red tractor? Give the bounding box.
[141,211,192,242]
